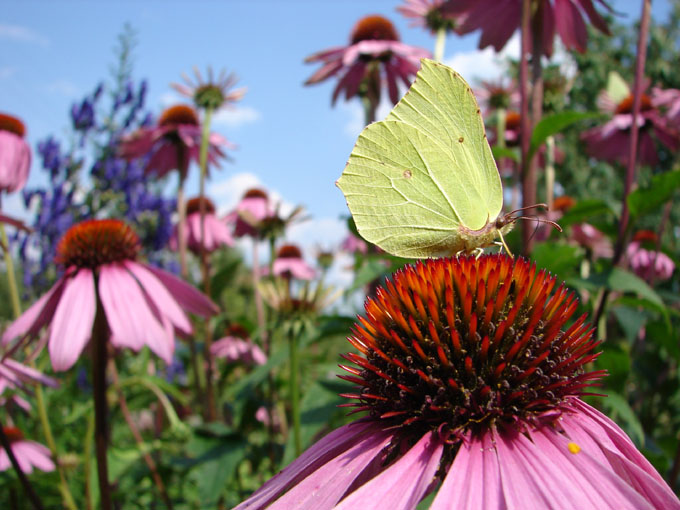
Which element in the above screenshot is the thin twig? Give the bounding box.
[108,360,173,509]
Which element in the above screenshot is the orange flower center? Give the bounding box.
[350,15,400,44]
[3,426,24,442]
[553,196,576,212]
[0,113,26,138]
[186,197,216,215]
[243,188,269,200]
[226,324,250,339]
[158,105,199,127]
[505,111,521,130]
[277,244,303,259]
[615,94,653,115]
[632,230,657,243]
[56,219,140,269]
[341,255,602,436]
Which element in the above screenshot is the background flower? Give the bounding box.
[0,113,31,194]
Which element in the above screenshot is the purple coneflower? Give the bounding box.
[626,231,675,282]
[211,324,266,366]
[119,104,233,180]
[0,427,54,474]
[397,0,462,34]
[582,75,680,166]
[2,219,218,371]
[0,113,30,194]
[170,196,233,254]
[172,67,246,111]
[232,188,273,239]
[0,358,58,411]
[442,0,611,57]
[305,15,430,106]
[271,244,315,281]
[235,254,679,509]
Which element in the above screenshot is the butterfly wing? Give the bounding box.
[337,59,504,258]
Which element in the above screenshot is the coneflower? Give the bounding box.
[235,254,679,510]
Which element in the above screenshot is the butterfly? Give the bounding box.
[337,59,520,259]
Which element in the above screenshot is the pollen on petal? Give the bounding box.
[568,442,581,454]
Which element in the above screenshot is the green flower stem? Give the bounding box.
[434,27,446,62]
[0,222,21,319]
[0,419,44,510]
[288,328,301,456]
[545,135,555,209]
[198,105,217,422]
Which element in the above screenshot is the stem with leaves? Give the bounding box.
[288,325,301,456]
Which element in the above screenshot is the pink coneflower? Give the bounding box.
[582,76,680,166]
[626,231,675,282]
[119,104,233,180]
[235,255,679,509]
[170,196,233,254]
[442,0,611,57]
[0,427,54,474]
[475,79,520,115]
[210,324,266,366]
[0,113,31,194]
[572,223,613,259]
[232,188,273,238]
[305,15,430,106]
[340,232,369,255]
[271,244,315,281]
[172,67,246,111]
[396,0,462,34]
[2,219,218,371]
[0,358,58,411]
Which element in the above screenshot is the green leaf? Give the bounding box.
[627,170,680,219]
[600,393,644,446]
[530,242,583,279]
[529,111,603,159]
[611,305,648,344]
[187,434,246,505]
[491,145,519,162]
[282,375,346,465]
[337,59,506,258]
[607,268,663,307]
[556,199,614,229]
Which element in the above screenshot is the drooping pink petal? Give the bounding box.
[430,433,503,509]
[143,264,219,316]
[2,276,67,346]
[266,429,392,510]
[495,426,654,509]
[1,359,58,388]
[334,430,443,510]
[98,263,173,364]
[124,261,192,335]
[14,440,55,472]
[555,0,588,52]
[48,269,96,371]
[234,421,387,510]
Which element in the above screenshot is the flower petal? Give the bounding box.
[234,421,385,510]
[267,428,392,510]
[48,269,96,371]
[124,261,192,335]
[98,264,173,364]
[143,264,218,316]
[334,430,443,510]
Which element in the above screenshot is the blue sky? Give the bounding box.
[0,0,672,255]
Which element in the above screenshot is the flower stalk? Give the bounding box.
[288,327,301,456]
[433,27,446,62]
[91,294,112,510]
[197,105,217,421]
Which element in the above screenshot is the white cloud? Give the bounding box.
[0,67,16,80]
[45,79,79,98]
[342,97,393,138]
[158,91,182,108]
[213,105,261,128]
[0,24,49,47]
[444,33,520,83]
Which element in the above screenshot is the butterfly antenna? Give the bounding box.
[514,216,563,233]
[497,229,513,258]
[508,203,549,216]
